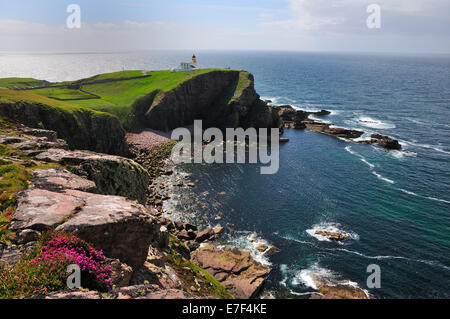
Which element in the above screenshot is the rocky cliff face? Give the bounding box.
[0,101,129,156]
[130,70,280,132]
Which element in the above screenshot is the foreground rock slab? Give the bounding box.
[10,188,158,269]
[41,284,199,299]
[31,168,97,193]
[191,245,270,299]
[35,148,150,203]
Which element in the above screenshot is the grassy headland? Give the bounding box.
[0,69,235,124]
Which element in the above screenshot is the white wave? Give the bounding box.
[328,109,341,115]
[345,146,375,169]
[372,171,395,184]
[335,248,409,261]
[306,222,359,243]
[277,234,314,246]
[309,115,332,123]
[426,197,450,204]
[293,264,334,289]
[406,117,429,126]
[335,248,450,271]
[345,145,357,155]
[360,158,375,169]
[288,290,317,296]
[261,96,296,106]
[356,116,396,130]
[399,189,419,196]
[397,188,450,204]
[293,263,369,297]
[401,140,450,155]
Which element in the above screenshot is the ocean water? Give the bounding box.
[1,51,449,298]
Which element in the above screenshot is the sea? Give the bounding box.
[0,50,449,298]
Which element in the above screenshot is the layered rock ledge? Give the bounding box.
[277,105,401,150]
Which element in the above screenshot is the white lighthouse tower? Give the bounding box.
[171,54,199,72]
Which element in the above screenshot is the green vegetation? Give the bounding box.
[0,118,74,243]
[0,78,50,89]
[30,87,97,100]
[0,88,96,113]
[230,71,252,103]
[72,70,147,84]
[148,140,177,166]
[0,163,30,243]
[165,234,234,299]
[0,69,235,125]
[0,231,112,299]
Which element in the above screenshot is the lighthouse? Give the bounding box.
[171,54,199,72]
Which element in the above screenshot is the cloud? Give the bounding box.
[93,22,116,29]
[258,12,273,20]
[0,19,63,36]
[123,20,174,29]
[262,0,450,35]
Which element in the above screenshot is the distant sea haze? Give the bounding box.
[2,51,449,298]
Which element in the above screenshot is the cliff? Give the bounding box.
[129,70,280,131]
[0,69,280,156]
[0,89,129,156]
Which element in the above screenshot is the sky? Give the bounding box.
[0,0,449,53]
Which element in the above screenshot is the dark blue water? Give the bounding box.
[1,51,449,298]
[163,52,450,299]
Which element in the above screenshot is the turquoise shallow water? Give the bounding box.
[1,51,449,298]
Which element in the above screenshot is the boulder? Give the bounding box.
[10,188,158,270]
[313,110,332,116]
[42,284,198,299]
[305,122,364,139]
[257,244,268,252]
[0,242,35,267]
[177,229,195,241]
[19,127,58,142]
[371,134,402,150]
[35,148,150,203]
[132,247,184,290]
[107,259,133,288]
[31,168,97,193]
[0,136,68,157]
[214,226,224,235]
[154,225,169,249]
[314,230,349,241]
[191,245,270,299]
[16,229,41,245]
[195,227,215,243]
[264,246,280,256]
[310,275,370,299]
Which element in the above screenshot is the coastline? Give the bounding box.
[2,62,448,299]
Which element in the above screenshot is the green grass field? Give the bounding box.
[0,68,241,124]
[0,88,93,112]
[30,88,98,100]
[0,78,50,89]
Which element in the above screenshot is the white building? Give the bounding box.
[171,55,198,72]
